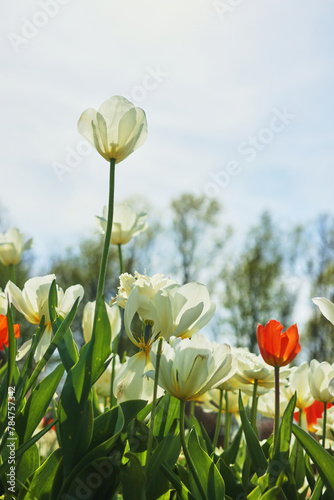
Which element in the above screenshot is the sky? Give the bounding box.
[1,0,334,288]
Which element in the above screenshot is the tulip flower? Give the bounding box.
[113,271,177,309]
[312,297,334,325]
[113,349,164,403]
[82,300,121,343]
[281,362,314,410]
[149,334,236,401]
[117,272,216,343]
[226,347,290,395]
[308,360,334,404]
[77,96,148,163]
[257,319,300,446]
[0,315,20,350]
[257,320,300,367]
[6,275,84,360]
[0,228,32,266]
[96,204,148,246]
[258,390,290,419]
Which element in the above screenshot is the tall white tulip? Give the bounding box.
[77,96,148,163]
[281,362,314,410]
[0,228,32,266]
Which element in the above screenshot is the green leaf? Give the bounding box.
[0,419,56,482]
[147,421,181,499]
[18,448,62,500]
[292,423,334,495]
[239,391,268,478]
[160,462,196,500]
[153,394,180,442]
[221,426,243,465]
[309,477,323,500]
[57,405,125,498]
[58,296,112,476]
[260,486,288,499]
[15,444,40,494]
[217,457,245,499]
[19,364,64,443]
[269,394,297,499]
[188,428,225,499]
[120,453,146,500]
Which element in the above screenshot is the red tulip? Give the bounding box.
[257,319,300,367]
[0,314,20,350]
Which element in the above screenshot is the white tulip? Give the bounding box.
[0,228,32,266]
[77,96,148,163]
[6,275,84,360]
[149,334,236,401]
[96,204,148,246]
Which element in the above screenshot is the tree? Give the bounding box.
[220,212,296,352]
[303,215,334,362]
[170,193,230,284]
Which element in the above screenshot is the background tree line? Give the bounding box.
[1,195,334,362]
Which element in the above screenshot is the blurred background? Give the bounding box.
[1,0,334,360]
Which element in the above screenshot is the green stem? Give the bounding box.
[224,391,231,449]
[322,402,327,448]
[118,244,124,275]
[180,399,208,500]
[145,338,164,472]
[274,366,280,448]
[96,158,116,304]
[9,264,16,322]
[110,343,118,407]
[9,264,16,284]
[213,389,224,450]
[250,380,258,431]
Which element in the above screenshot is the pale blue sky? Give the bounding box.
[1,0,334,275]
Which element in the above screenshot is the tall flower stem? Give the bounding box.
[9,264,16,321]
[322,402,328,448]
[96,158,116,304]
[9,264,16,285]
[274,366,280,448]
[180,399,208,500]
[250,380,258,431]
[110,243,124,405]
[117,244,124,275]
[224,391,231,449]
[145,338,164,473]
[213,389,224,450]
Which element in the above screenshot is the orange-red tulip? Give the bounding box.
[257,319,300,367]
[0,314,20,350]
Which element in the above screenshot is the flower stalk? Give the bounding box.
[322,402,327,448]
[274,366,280,447]
[145,337,164,473]
[96,158,116,304]
[213,389,224,450]
[224,391,231,449]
